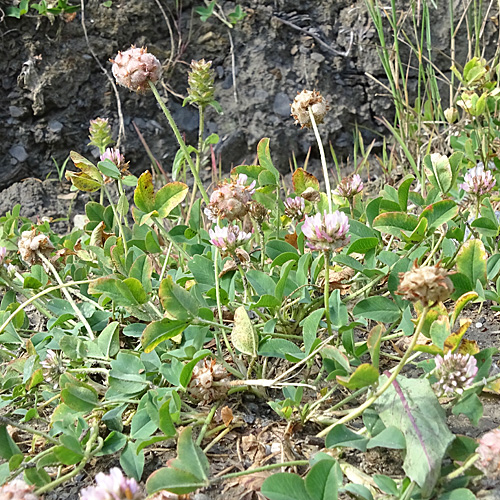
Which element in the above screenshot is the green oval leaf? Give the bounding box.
[353,297,401,323]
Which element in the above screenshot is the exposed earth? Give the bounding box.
[1,1,500,499]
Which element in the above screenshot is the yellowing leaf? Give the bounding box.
[232,306,258,356]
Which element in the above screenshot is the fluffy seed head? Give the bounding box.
[334,174,364,199]
[397,263,454,306]
[18,229,54,266]
[432,351,478,397]
[477,428,500,478]
[209,224,252,255]
[291,89,328,128]
[460,164,496,197]
[111,46,162,93]
[0,480,39,500]
[88,118,113,151]
[205,174,256,222]
[186,59,215,108]
[79,467,142,500]
[301,210,350,252]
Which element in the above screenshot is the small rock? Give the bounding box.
[9,106,24,118]
[9,144,28,162]
[48,120,63,133]
[273,92,291,116]
[311,52,325,63]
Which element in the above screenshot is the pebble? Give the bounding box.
[48,120,63,133]
[9,144,28,162]
[9,106,24,118]
[273,92,291,116]
[311,52,325,63]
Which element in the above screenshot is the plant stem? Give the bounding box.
[186,105,205,222]
[148,81,209,205]
[323,251,333,340]
[34,423,102,496]
[308,107,333,213]
[317,305,429,438]
[196,404,218,445]
[0,416,59,445]
[445,453,480,480]
[0,279,93,335]
[102,183,128,255]
[212,460,309,483]
[38,253,95,339]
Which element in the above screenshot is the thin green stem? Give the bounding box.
[445,453,480,480]
[317,305,429,438]
[102,183,128,255]
[308,108,332,213]
[186,105,205,222]
[324,251,333,340]
[0,416,58,445]
[196,404,218,445]
[34,424,102,496]
[37,254,94,339]
[148,81,209,204]
[212,460,309,483]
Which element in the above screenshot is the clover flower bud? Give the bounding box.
[18,229,54,266]
[249,201,268,223]
[204,174,256,222]
[100,147,129,172]
[432,351,478,397]
[444,107,459,124]
[0,246,6,265]
[334,174,363,199]
[460,164,496,197]
[209,224,251,255]
[284,196,305,220]
[397,263,453,306]
[0,479,39,500]
[291,89,328,128]
[188,358,230,403]
[88,118,113,151]
[185,59,215,109]
[302,210,350,252]
[477,428,500,478]
[111,46,162,93]
[80,468,142,500]
[41,349,65,389]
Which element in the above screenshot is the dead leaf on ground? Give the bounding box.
[221,406,234,426]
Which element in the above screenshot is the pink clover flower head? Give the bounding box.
[460,164,496,197]
[209,224,251,255]
[204,175,256,222]
[284,196,305,220]
[302,210,350,252]
[335,174,363,199]
[477,428,500,478]
[80,468,142,500]
[432,351,478,397]
[0,479,39,500]
[0,246,6,264]
[111,46,162,93]
[100,148,126,168]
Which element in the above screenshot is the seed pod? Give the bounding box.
[291,89,328,128]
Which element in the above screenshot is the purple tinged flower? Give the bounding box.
[111,46,162,93]
[284,196,305,220]
[301,210,350,252]
[100,148,126,168]
[0,479,39,500]
[477,428,500,478]
[80,468,142,500]
[0,246,6,265]
[89,118,113,151]
[432,351,478,397]
[460,164,496,197]
[209,224,251,255]
[334,174,363,199]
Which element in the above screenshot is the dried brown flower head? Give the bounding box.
[397,263,454,306]
[18,228,54,265]
[291,89,328,128]
[188,358,230,403]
